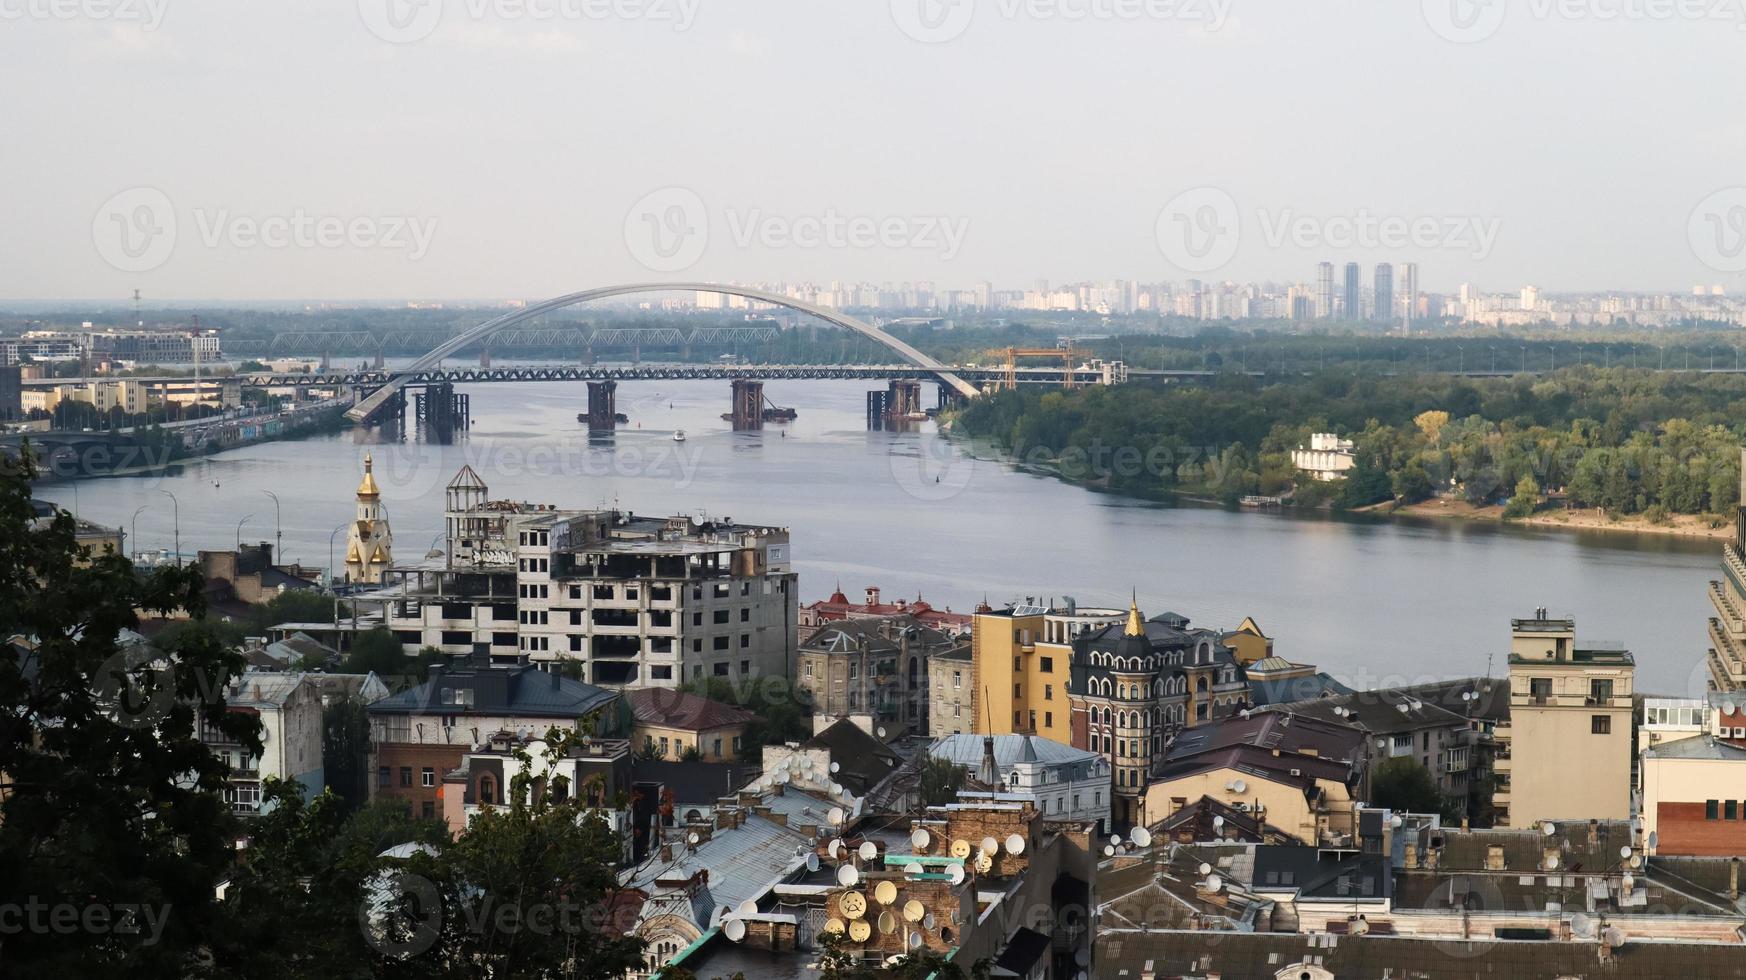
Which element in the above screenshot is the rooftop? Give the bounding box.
[624,689,758,732]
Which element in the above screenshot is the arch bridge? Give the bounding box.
[344,283,980,423]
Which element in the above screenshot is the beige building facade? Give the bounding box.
[1493,611,1634,828]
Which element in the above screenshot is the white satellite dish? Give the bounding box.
[877,727,887,738]
[1542,822,1557,837]
[1629,854,1642,868]
[1102,845,1115,857]
[688,832,700,845]
[1231,780,1247,794]
[1571,912,1593,939]
[828,807,846,826]
[1545,854,1560,870]
[924,913,937,929]
[905,861,924,876]
[1212,816,1225,830]
[1206,874,1223,892]
[1622,873,1635,892]
[838,864,860,886]
[806,853,821,872]
[724,918,747,942]
[830,838,845,858]
[1131,827,1153,848]
[909,932,924,948]
[981,836,999,856]
[859,841,879,862]
[737,899,758,917]
[1648,831,1659,850]
[1006,834,1026,855]
[830,761,841,773]
[1199,862,1212,875]
[1619,846,1633,859]
[776,771,790,785]
[1389,815,1404,829]
[947,864,966,885]
[912,828,931,850]
[1110,834,1122,846]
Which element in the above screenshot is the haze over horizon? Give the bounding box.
[5,0,1745,302]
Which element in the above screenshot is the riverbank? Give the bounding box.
[1364,497,1733,541]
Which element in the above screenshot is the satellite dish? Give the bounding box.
[912,828,931,850]
[839,891,867,920]
[724,918,747,942]
[974,852,993,873]
[981,836,999,856]
[1103,845,1116,857]
[824,918,846,935]
[1206,874,1223,892]
[737,899,758,916]
[800,756,814,770]
[1629,854,1642,868]
[878,910,897,933]
[806,853,821,873]
[1231,780,1247,794]
[904,899,925,922]
[876,727,887,738]
[838,864,859,887]
[874,880,898,905]
[1619,846,1633,859]
[828,807,845,826]
[849,919,872,943]
[909,932,924,948]
[1571,912,1594,939]
[1006,834,1027,855]
[1545,854,1560,870]
[776,771,790,785]
[688,832,700,845]
[950,839,972,859]
[1389,815,1404,829]
[1542,822,1558,837]
[947,864,966,885]
[905,861,924,876]
[830,839,845,858]
[1110,834,1123,847]
[1622,873,1635,892]
[1199,862,1212,875]
[859,841,879,862]
[1132,827,1153,848]
[1603,926,1626,949]
[924,913,937,929]
[830,761,842,773]
[1212,816,1225,829]
[1648,831,1659,850]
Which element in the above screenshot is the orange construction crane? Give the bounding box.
[1000,346,1082,391]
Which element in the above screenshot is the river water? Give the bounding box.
[45,378,1720,696]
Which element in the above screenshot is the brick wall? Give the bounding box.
[1655,802,1746,856]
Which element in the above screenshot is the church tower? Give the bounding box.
[344,453,393,584]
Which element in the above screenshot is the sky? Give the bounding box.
[3,0,1745,301]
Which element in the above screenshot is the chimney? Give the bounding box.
[979,735,999,787]
[866,586,881,607]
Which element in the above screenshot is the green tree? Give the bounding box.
[919,757,968,807]
[1503,475,1541,519]
[0,454,261,977]
[340,627,411,676]
[1369,757,1448,817]
[323,697,373,813]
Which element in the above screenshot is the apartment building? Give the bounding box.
[370,466,797,689]
[797,614,967,737]
[1493,610,1634,827]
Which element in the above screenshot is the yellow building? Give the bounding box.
[1221,616,1274,666]
[1493,610,1634,828]
[343,454,394,585]
[970,603,1071,745]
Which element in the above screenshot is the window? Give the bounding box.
[377,767,390,788]
[740,608,750,622]
[421,767,435,787]
[804,663,814,677]
[712,636,728,651]
[1045,684,1053,701]
[1529,677,1553,702]
[1045,711,1053,728]
[1590,679,1613,703]
[1040,656,1054,672]
[1707,799,1721,820]
[713,610,730,624]
[714,662,729,676]
[740,660,749,674]
[399,767,412,787]
[740,634,750,648]
[1591,715,1611,735]
[952,670,962,689]
[421,801,435,819]
[1728,800,1740,820]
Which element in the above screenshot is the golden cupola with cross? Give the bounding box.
[343,453,393,584]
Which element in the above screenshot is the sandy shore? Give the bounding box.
[1378,498,1733,540]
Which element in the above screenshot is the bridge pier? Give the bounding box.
[867,379,924,430]
[480,348,491,368]
[729,379,764,430]
[585,380,618,431]
[413,383,469,441]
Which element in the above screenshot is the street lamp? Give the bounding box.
[262,490,281,559]
[130,504,148,563]
[157,489,179,566]
[328,522,348,588]
[236,514,254,552]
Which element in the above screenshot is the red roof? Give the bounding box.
[624,689,757,732]
[804,586,972,632]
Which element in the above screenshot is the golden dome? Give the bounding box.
[356,453,381,498]
[1125,593,1145,637]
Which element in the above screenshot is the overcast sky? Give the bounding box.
[3,0,1744,301]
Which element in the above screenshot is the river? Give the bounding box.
[44,377,1720,697]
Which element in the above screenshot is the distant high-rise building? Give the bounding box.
[1521,285,1540,311]
[1373,263,1395,324]
[1343,262,1362,320]
[1401,263,1420,329]
[1316,262,1335,319]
